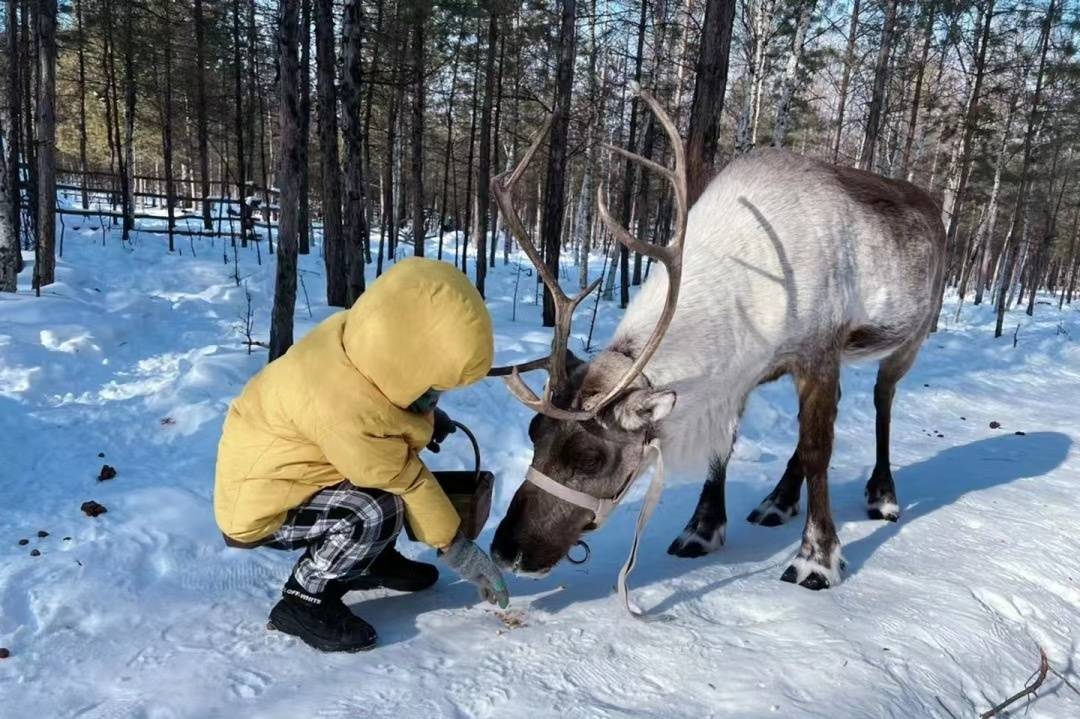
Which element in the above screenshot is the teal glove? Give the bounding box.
[440,534,510,609]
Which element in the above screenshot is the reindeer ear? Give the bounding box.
[611,388,676,432]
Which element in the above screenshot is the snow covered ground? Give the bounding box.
[1,223,1079,718]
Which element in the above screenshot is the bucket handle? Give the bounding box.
[450,420,482,484]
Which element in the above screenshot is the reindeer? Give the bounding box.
[488,88,945,592]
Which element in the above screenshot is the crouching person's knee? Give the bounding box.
[359,489,405,541]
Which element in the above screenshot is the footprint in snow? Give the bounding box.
[228,669,271,699]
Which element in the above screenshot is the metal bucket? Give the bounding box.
[404,421,493,542]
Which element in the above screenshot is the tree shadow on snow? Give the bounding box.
[522,431,1071,616]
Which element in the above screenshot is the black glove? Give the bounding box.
[426,408,456,453]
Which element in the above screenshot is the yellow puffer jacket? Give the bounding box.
[213,257,494,549]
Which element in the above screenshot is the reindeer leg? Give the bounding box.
[748,448,804,527]
[865,343,919,521]
[748,382,845,526]
[781,362,843,590]
[667,454,728,558]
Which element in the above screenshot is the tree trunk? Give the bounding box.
[438,21,464,261]
[314,0,346,305]
[489,32,506,269]
[475,8,499,297]
[193,0,212,229]
[942,1,994,262]
[933,0,995,330]
[33,0,56,288]
[899,4,932,177]
[20,0,36,251]
[362,0,385,265]
[860,0,896,172]
[233,0,250,246]
[342,0,369,301]
[381,20,405,271]
[5,0,21,273]
[1060,196,1080,310]
[1027,150,1069,317]
[972,97,1017,306]
[686,0,735,203]
[460,22,481,273]
[617,0,649,309]
[409,7,427,258]
[831,0,861,163]
[121,1,135,238]
[0,116,15,291]
[995,0,1054,338]
[271,0,301,361]
[160,11,176,253]
[298,0,311,254]
[735,0,772,155]
[771,0,816,148]
[75,0,90,210]
[540,0,577,326]
[246,0,260,214]
[577,0,602,290]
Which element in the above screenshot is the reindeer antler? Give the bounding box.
[488,85,688,421]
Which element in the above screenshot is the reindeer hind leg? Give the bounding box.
[865,341,920,522]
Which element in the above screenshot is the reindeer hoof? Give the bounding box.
[747,497,798,527]
[780,565,831,590]
[866,496,900,522]
[667,525,725,558]
[781,546,844,590]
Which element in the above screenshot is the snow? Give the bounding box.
[2,223,1080,718]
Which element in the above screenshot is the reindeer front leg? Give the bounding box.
[781,362,844,590]
[667,454,729,558]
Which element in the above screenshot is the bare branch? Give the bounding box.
[980,648,1050,718]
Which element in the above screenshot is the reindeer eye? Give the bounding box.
[562,438,605,473]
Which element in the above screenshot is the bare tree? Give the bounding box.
[437,20,465,261]
[342,0,369,301]
[735,0,777,154]
[74,0,90,210]
[298,0,312,254]
[315,0,346,306]
[232,0,250,247]
[5,0,20,275]
[539,0,577,326]
[193,0,212,229]
[0,117,15,291]
[832,0,861,163]
[686,0,736,202]
[270,0,301,361]
[861,0,897,172]
[995,0,1055,339]
[771,0,816,148]
[409,3,429,258]
[475,5,500,297]
[34,0,57,288]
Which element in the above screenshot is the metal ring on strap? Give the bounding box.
[567,540,591,565]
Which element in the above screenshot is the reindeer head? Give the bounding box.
[490,352,677,575]
[487,86,687,577]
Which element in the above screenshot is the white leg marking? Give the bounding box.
[677,524,727,553]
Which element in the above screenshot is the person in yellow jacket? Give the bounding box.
[215,258,509,653]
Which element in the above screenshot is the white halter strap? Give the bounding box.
[524,439,665,616]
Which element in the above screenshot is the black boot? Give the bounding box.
[335,547,439,594]
[268,575,377,653]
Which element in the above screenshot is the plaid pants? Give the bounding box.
[266,482,404,595]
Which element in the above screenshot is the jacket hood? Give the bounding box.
[342,258,494,409]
